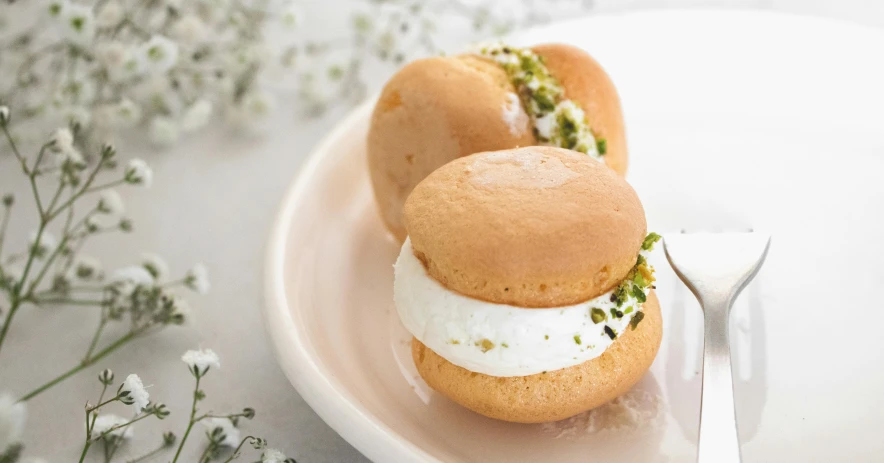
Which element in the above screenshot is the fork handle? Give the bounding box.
[698,295,742,463]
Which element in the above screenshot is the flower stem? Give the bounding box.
[0,298,21,359]
[197,441,217,463]
[84,314,108,361]
[172,375,201,463]
[126,442,167,463]
[0,202,12,258]
[92,411,156,442]
[78,441,92,463]
[221,436,256,463]
[19,328,145,402]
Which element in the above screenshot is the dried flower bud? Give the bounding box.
[163,431,177,447]
[250,437,267,450]
[242,407,255,419]
[2,194,13,207]
[119,218,133,232]
[99,369,115,384]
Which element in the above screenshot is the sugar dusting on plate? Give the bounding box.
[540,388,666,439]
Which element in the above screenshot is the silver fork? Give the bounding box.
[663,232,771,463]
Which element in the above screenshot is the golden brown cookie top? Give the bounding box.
[404,146,646,308]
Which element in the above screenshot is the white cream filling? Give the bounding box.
[394,238,646,377]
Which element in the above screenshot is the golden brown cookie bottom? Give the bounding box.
[412,291,663,423]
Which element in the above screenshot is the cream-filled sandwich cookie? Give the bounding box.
[368,43,627,240]
[394,146,662,423]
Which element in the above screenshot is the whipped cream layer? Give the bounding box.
[394,238,646,377]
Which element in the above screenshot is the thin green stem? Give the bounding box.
[84,178,127,193]
[197,441,216,463]
[26,207,98,295]
[86,396,120,414]
[45,180,67,219]
[0,204,11,258]
[34,298,106,306]
[78,441,92,463]
[126,442,167,463]
[221,436,256,463]
[19,327,148,402]
[92,412,156,442]
[45,159,104,222]
[171,375,201,463]
[84,313,108,360]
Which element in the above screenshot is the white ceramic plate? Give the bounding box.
[263,10,884,462]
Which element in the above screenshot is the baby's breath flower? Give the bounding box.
[47,0,67,18]
[98,369,115,385]
[170,15,208,44]
[58,105,92,129]
[0,106,9,126]
[0,392,26,455]
[109,265,153,295]
[60,3,96,46]
[280,6,303,30]
[169,296,191,324]
[182,99,213,132]
[149,116,180,146]
[182,348,220,376]
[139,35,179,75]
[184,263,209,294]
[98,190,125,216]
[119,374,150,411]
[74,255,102,280]
[91,414,133,439]
[124,159,153,187]
[262,448,287,463]
[96,0,124,28]
[29,230,58,259]
[114,99,142,127]
[141,253,169,281]
[201,417,239,447]
[50,127,75,152]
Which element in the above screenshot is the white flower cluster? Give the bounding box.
[1,0,303,147]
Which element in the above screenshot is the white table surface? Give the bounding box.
[1,1,881,461]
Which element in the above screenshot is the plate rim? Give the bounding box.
[262,100,440,463]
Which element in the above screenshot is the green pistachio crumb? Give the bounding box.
[574,335,582,345]
[624,306,634,314]
[630,311,645,330]
[476,339,495,353]
[633,285,647,303]
[590,308,607,324]
[544,334,549,340]
[449,339,460,345]
[501,343,509,348]
[597,138,607,155]
[604,325,617,340]
[642,232,662,251]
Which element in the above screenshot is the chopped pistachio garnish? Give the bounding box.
[624,306,634,314]
[501,343,509,348]
[478,43,603,160]
[574,334,582,345]
[544,334,549,340]
[642,232,662,251]
[449,339,460,345]
[610,308,624,319]
[590,307,607,324]
[630,311,645,330]
[604,325,617,340]
[612,232,660,307]
[476,338,495,353]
